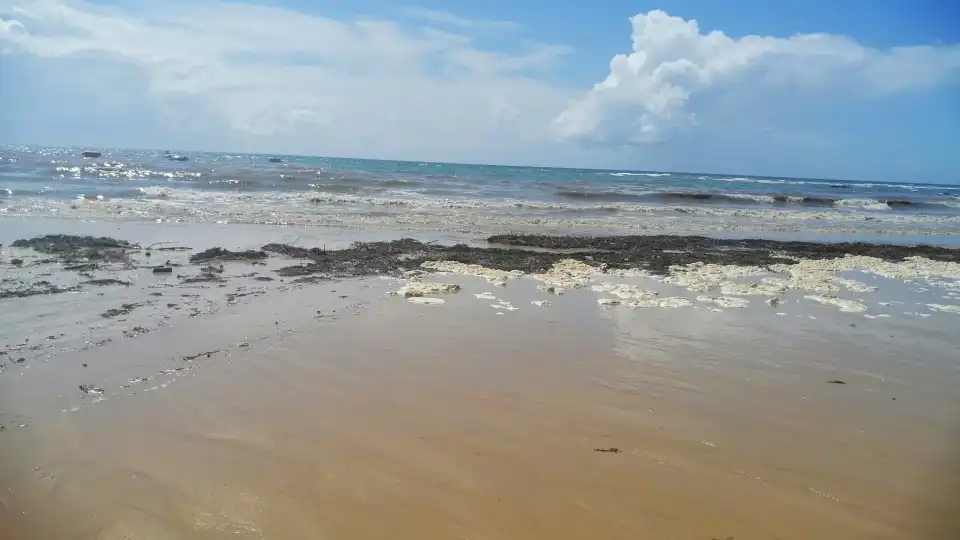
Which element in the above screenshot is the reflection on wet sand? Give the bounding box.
[1,271,958,540]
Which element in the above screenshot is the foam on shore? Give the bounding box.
[532,259,600,293]
[419,261,524,286]
[390,282,461,298]
[696,295,751,308]
[804,295,868,313]
[401,254,960,314]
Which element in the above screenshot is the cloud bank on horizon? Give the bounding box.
[1,0,958,180]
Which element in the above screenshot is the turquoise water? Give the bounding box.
[3,146,958,211]
[2,145,959,240]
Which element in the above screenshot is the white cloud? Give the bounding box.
[0,0,574,163]
[402,7,519,32]
[553,10,960,145]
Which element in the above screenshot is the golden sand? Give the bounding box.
[1,275,958,540]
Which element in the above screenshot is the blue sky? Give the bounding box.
[1,0,959,182]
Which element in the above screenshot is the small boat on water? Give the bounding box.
[267,157,283,163]
[82,151,102,158]
[164,151,189,162]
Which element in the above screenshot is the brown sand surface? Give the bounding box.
[2,270,958,540]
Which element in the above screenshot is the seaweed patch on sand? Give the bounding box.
[8,233,958,315]
[190,248,267,263]
[0,280,81,299]
[11,234,137,268]
[266,235,957,282]
[259,235,960,314]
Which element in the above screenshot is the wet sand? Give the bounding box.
[2,221,960,539]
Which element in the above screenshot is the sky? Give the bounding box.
[1,0,959,182]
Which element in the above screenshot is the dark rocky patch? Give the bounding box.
[594,447,621,453]
[78,384,104,395]
[257,234,959,283]
[85,278,132,287]
[189,248,267,263]
[487,234,959,270]
[12,235,135,266]
[101,302,148,318]
[226,291,261,302]
[183,350,222,361]
[64,262,99,272]
[181,273,226,284]
[1,281,81,299]
[11,258,23,266]
[123,326,150,337]
[12,235,132,253]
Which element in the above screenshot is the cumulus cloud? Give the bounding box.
[553,10,960,145]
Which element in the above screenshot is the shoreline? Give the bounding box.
[3,195,960,244]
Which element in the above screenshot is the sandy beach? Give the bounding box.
[5,0,960,537]
[2,219,959,539]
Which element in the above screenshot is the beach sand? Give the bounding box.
[1,220,959,539]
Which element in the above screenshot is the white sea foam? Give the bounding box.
[727,194,776,204]
[390,282,461,298]
[926,303,960,314]
[408,297,446,305]
[421,261,523,286]
[633,297,693,308]
[835,199,890,211]
[591,282,659,300]
[834,277,878,293]
[804,295,868,313]
[606,172,671,177]
[136,187,173,198]
[696,295,750,308]
[532,259,601,291]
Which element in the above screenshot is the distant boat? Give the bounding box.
[82,151,102,158]
[267,157,283,163]
[166,153,189,162]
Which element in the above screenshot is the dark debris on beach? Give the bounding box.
[0,281,81,299]
[101,302,149,319]
[11,235,136,266]
[189,247,267,263]
[262,234,960,280]
[5,233,959,294]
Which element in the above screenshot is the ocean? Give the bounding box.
[2,145,959,240]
